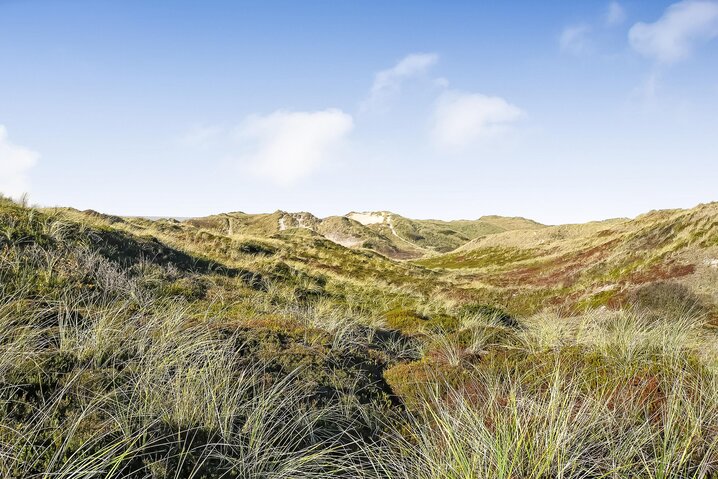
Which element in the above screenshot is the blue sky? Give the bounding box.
[1,0,716,224]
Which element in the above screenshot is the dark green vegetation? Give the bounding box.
[2,196,718,477]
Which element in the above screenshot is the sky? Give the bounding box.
[0,0,717,224]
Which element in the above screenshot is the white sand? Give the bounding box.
[347,212,386,225]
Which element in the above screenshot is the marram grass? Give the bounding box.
[2,197,718,477]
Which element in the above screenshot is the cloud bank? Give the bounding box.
[184,51,526,184]
[0,126,39,199]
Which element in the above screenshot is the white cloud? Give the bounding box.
[560,24,592,55]
[0,125,39,199]
[431,91,525,150]
[629,0,718,63]
[233,109,353,185]
[363,52,438,110]
[605,1,627,26]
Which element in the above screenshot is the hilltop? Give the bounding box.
[184,209,545,260]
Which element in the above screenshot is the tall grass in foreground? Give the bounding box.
[0,293,373,478]
[372,309,718,479]
[4,283,718,477]
[0,243,376,477]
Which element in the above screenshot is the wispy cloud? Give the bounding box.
[605,1,627,26]
[560,24,592,55]
[363,52,438,111]
[629,0,718,63]
[0,125,39,199]
[431,91,525,150]
[633,70,662,101]
[233,109,353,185]
[559,2,625,56]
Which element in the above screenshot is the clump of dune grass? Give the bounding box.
[0,228,385,477]
[371,309,718,478]
[0,291,381,478]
